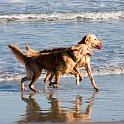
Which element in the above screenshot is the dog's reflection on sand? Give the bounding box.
[18,91,98,123]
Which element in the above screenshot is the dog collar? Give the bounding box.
[86,53,91,56]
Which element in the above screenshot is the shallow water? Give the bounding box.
[0,75,124,124]
[0,1,124,123]
[0,0,124,81]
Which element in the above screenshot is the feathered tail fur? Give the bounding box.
[8,45,28,65]
[26,45,40,57]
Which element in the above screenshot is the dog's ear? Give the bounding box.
[85,35,91,44]
[25,45,30,51]
[78,34,91,44]
[78,35,87,44]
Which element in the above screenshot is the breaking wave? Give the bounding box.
[0,66,124,82]
[0,11,124,23]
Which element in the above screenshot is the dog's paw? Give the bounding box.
[79,76,84,81]
[53,85,63,88]
[49,82,55,87]
[53,85,58,88]
[21,87,28,91]
[76,82,80,86]
[36,89,41,92]
[95,87,99,92]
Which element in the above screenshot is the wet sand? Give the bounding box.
[0,74,124,124]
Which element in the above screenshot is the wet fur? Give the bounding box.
[9,44,87,91]
[26,34,102,91]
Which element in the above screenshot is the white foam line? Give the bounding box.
[0,11,123,22]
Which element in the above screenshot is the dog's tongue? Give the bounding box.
[98,43,102,50]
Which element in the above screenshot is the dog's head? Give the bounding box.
[67,45,82,61]
[70,44,91,61]
[74,44,94,57]
[78,34,102,50]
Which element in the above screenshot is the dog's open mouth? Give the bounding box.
[92,43,102,50]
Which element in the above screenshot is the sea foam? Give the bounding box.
[0,66,124,82]
[0,11,123,23]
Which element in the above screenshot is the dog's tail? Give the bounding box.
[8,45,28,65]
[26,45,39,57]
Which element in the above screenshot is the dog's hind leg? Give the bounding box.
[44,72,50,83]
[21,76,30,91]
[29,75,41,92]
[29,71,42,92]
[29,76,40,92]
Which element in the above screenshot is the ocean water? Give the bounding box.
[0,0,124,81]
[0,1,124,123]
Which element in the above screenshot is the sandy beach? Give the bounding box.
[0,74,124,124]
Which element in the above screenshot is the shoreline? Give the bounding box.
[0,74,124,124]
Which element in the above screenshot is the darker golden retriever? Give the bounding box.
[8,44,93,92]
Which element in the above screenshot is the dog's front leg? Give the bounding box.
[85,64,99,91]
[73,67,84,81]
[70,69,80,85]
[49,71,60,88]
[49,73,54,82]
[44,72,54,83]
[54,71,61,87]
[44,72,50,83]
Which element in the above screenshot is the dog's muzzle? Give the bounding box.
[98,43,102,50]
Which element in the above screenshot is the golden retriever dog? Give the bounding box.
[8,44,93,92]
[39,44,94,87]
[26,33,102,91]
[26,44,93,85]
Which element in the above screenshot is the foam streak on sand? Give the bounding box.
[0,11,124,22]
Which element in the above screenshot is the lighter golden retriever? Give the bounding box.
[26,33,102,91]
[8,44,93,92]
